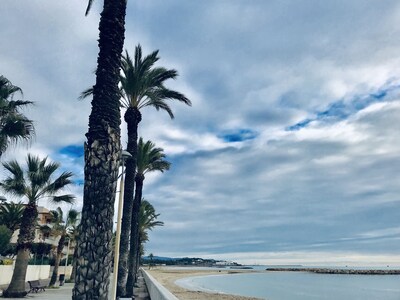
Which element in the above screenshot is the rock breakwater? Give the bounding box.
[266,268,400,275]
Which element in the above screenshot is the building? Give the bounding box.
[10,206,75,259]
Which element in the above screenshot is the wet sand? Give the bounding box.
[147,267,263,300]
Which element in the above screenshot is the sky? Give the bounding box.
[1,0,400,266]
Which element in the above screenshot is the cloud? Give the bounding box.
[287,81,400,131]
[143,99,400,261]
[2,0,400,264]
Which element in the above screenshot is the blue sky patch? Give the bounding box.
[74,179,84,186]
[218,129,258,142]
[59,145,84,158]
[286,82,400,131]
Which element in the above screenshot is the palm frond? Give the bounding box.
[79,87,94,100]
[50,207,63,224]
[1,155,74,203]
[147,68,178,86]
[120,46,190,116]
[139,199,164,245]
[0,178,26,197]
[148,161,171,173]
[134,45,143,70]
[0,76,35,155]
[1,160,26,196]
[140,95,174,118]
[66,209,79,226]
[136,137,170,175]
[0,201,25,231]
[42,171,74,195]
[27,156,60,190]
[0,76,23,99]
[0,114,35,142]
[7,100,34,110]
[85,0,95,16]
[2,160,24,179]
[139,50,160,76]
[51,194,76,205]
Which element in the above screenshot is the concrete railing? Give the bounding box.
[141,268,179,300]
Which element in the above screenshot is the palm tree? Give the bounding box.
[0,76,35,158]
[148,253,154,270]
[116,45,190,297]
[126,138,170,296]
[48,207,79,287]
[0,201,24,232]
[69,221,80,281]
[1,154,74,297]
[73,0,127,299]
[138,200,163,266]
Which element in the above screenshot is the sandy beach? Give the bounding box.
[147,267,263,300]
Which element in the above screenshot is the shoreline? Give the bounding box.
[147,267,262,300]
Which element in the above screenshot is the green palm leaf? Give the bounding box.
[120,45,191,115]
[1,154,75,204]
[137,138,171,175]
[0,76,35,156]
[0,201,24,232]
[139,199,164,245]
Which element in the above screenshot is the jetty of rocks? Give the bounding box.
[266,268,400,275]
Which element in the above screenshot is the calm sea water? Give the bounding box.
[176,268,400,300]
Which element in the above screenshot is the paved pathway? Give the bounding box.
[1,283,74,300]
[0,276,150,299]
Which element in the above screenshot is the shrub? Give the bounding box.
[0,258,13,265]
[0,225,12,255]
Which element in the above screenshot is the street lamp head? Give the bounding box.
[121,150,132,160]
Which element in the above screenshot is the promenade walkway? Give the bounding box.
[1,273,150,299]
[1,283,74,300]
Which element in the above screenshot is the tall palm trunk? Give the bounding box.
[3,202,37,298]
[72,0,126,299]
[117,107,141,297]
[134,236,142,279]
[126,174,144,297]
[49,234,66,286]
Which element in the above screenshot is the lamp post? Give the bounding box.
[111,150,132,300]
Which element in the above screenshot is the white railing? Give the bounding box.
[141,268,179,300]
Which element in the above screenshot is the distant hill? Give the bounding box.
[142,256,177,261]
[141,256,240,266]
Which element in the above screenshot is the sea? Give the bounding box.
[175,266,400,300]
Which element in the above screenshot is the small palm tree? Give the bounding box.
[148,253,154,270]
[0,76,35,158]
[81,46,190,297]
[94,45,189,297]
[48,207,79,287]
[1,154,74,297]
[0,201,25,232]
[139,200,163,266]
[69,224,80,281]
[126,138,170,294]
